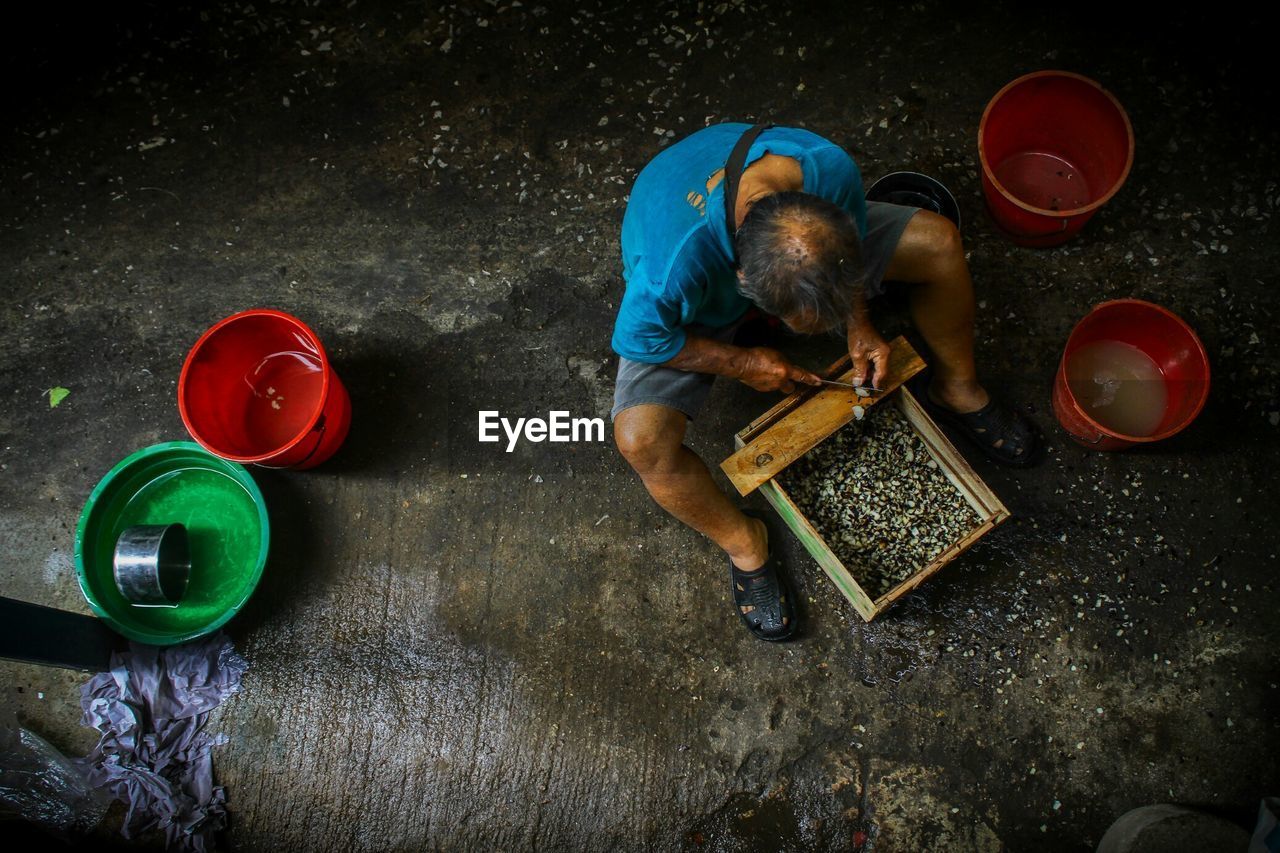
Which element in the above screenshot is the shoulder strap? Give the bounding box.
[723,123,773,254]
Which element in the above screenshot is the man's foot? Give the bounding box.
[918,375,1043,467]
[727,513,770,571]
[928,376,989,414]
[730,510,796,642]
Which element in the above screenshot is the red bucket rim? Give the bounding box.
[178,308,333,463]
[1058,298,1210,443]
[979,70,1136,220]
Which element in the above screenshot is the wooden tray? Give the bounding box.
[720,336,926,497]
[727,345,1010,621]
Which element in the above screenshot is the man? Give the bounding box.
[610,123,1039,642]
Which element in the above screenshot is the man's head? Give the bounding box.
[735,191,864,335]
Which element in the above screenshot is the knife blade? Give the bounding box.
[817,379,882,396]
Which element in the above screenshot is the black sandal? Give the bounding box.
[919,384,1042,467]
[730,510,797,642]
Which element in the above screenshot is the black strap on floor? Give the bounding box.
[0,596,120,671]
[723,123,772,263]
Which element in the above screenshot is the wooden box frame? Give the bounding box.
[727,344,1010,622]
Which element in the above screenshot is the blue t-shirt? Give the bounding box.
[612,123,867,364]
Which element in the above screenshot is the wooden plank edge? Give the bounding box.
[737,352,854,444]
[759,479,877,622]
[742,426,878,621]
[873,518,1000,611]
[897,387,1007,522]
[897,387,990,516]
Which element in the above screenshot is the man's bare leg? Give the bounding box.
[613,403,769,570]
[883,210,990,415]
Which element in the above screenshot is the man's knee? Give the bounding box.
[614,406,685,476]
[914,210,964,266]
[888,210,966,283]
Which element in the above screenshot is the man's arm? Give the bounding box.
[845,288,891,389]
[665,334,821,394]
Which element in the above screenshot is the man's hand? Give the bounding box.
[847,322,890,389]
[735,347,822,393]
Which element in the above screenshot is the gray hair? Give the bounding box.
[735,191,865,331]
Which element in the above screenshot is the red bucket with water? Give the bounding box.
[1052,300,1209,451]
[980,71,1134,247]
[179,309,352,469]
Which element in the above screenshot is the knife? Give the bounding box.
[817,379,882,396]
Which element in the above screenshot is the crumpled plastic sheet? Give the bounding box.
[77,632,248,852]
[0,713,110,838]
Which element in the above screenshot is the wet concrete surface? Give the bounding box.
[2,1,1278,849]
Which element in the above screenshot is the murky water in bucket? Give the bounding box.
[994,151,1092,211]
[1066,340,1168,436]
[243,350,324,451]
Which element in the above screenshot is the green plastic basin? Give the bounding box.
[74,442,270,645]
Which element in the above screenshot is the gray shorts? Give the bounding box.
[611,200,920,421]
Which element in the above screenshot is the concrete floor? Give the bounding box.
[2,1,1278,850]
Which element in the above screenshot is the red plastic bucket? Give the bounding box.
[1052,299,1209,451]
[979,71,1134,247]
[179,309,351,469]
